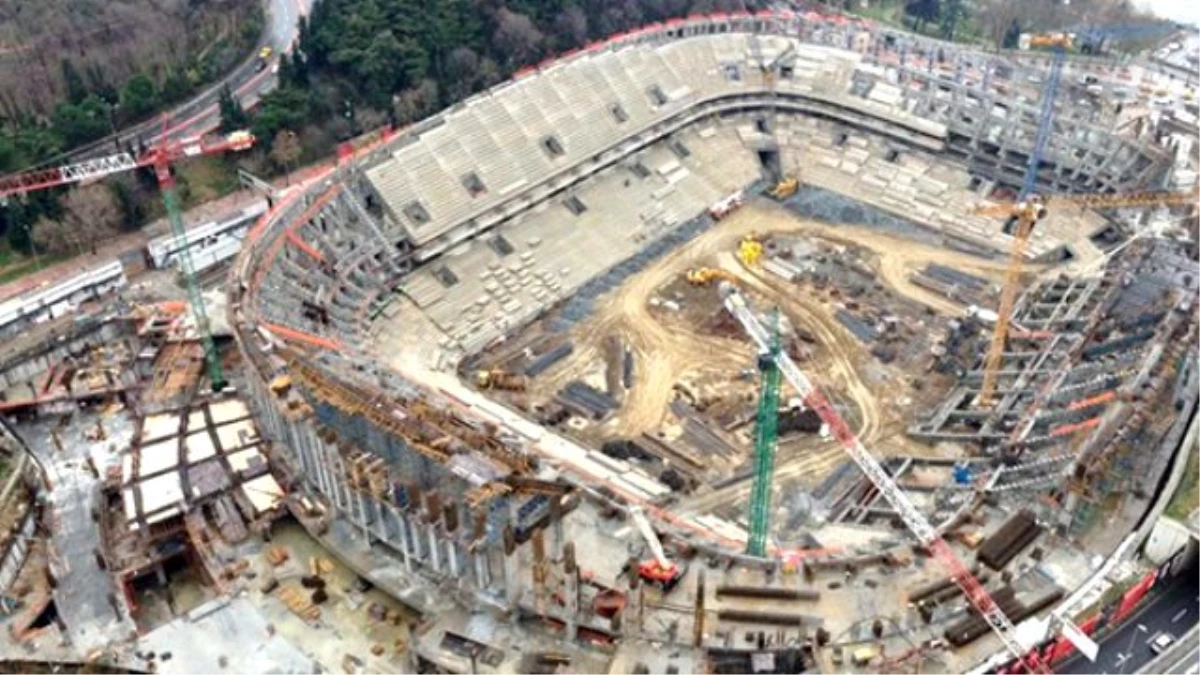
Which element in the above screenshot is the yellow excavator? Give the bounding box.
[685,268,739,286]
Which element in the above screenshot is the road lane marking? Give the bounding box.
[1171,607,1188,623]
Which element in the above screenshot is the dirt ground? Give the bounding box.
[533,200,1010,447]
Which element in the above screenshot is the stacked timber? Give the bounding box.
[943,586,1019,647]
[976,509,1042,571]
[943,586,1063,648]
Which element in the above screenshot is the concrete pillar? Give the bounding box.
[392,506,413,571]
[474,552,489,590]
[447,541,460,579]
[427,525,441,573]
[563,542,578,641]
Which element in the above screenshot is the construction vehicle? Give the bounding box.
[736,233,764,267]
[767,176,800,200]
[716,281,1047,673]
[256,46,274,71]
[474,368,528,392]
[709,191,744,220]
[626,505,686,592]
[0,124,257,391]
[685,268,738,286]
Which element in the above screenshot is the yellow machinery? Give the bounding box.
[685,268,738,286]
[767,176,800,200]
[736,234,764,267]
[971,188,1198,406]
[475,369,528,392]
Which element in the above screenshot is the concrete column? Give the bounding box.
[446,542,459,579]
[427,525,441,573]
[474,552,488,589]
[391,505,413,571]
[503,537,521,609]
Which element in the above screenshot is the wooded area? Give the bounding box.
[248,0,762,143]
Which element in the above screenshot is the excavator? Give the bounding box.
[624,506,686,593]
[685,267,739,286]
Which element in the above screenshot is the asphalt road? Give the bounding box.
[1161,638,1200,672]
[1058,569,1200,675]
[64,0,311,163]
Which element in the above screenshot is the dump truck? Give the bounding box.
[475,369,528,392]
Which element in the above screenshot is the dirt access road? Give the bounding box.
[546,199,1010,448]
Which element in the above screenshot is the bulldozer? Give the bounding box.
[767,176,799,200]
[475,369,528,392]
[736,234,764,267]
[685,268,738,286]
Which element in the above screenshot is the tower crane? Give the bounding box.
[717,282,1048,673]
[976,24,1194,406]
[0,123,257,390]
[746,309,782,558]
[967,32,1070,408]
[971,188,1198,405]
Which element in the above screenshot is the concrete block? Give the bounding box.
[840,161,861,174]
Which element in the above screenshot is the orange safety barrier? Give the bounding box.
[1049,418,1101,437]
[1067,390,1116,411]
[260,322,342,352]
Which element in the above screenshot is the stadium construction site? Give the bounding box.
[0,10,1197,675]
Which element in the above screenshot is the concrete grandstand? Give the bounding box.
[220,10,1195,674]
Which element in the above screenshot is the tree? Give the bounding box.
[61,59,88,105]
[37,184,121,255]
[494,9,544,67]
[904,0,941,31]
[939,0,966,40]
[218,84,249,132]
[553,6,589,51]
[977,0,1025,50]
[270,130,302,184]
[251,86,310,139]
[161,69,190,104]
[51,95,112,147]
[119,73,158,121]
[392,79,440,125]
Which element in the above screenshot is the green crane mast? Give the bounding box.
[152,145,226,391]
[746,309,782,557]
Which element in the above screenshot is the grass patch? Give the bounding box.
[0,253,69,286]
[1165,445,1198,522]
[176,157,240,209]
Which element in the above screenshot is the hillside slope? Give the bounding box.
[0,0,261,116]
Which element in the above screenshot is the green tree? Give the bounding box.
[119,73,159,121]
[161,69,190,103]
[905,0,941,30]
[218,84,250,132]
[251,86,310,139]
[1002,19,1022,49]
[939,0,966,40]
[61,59,89,104]
[51,95,112,147]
